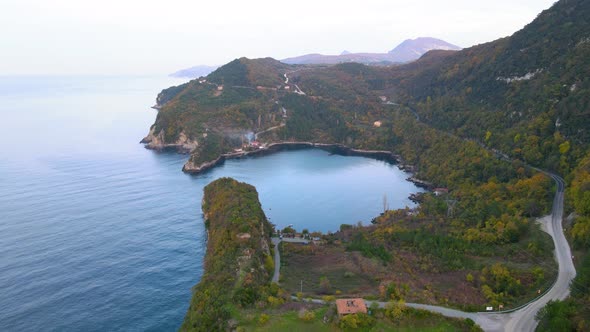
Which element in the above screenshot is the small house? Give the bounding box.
[373,121,382,128]
[335,298,367,317]
[434,188,449,196]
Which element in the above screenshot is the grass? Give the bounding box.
[280,242,378,296]
[279,221,559,312]
[236,305,479,331]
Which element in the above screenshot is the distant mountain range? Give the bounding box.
[281,37,461,65]
[170,65,219,78]
[170,37,461,78]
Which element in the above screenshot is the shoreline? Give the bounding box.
[165,141,433,189]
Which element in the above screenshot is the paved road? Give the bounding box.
[271,237,311,283]
[283,70,307,95]
[271,237,281,283]
[503,172,576,331]
[392,105,577,330]
[276,172,575,331]
[254,123,285,140]
[398,172,574,332]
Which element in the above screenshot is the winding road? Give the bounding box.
[501,172,576,331]
[387,172,574,331]
[273,171,575,331]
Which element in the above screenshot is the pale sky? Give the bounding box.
[1,0,556,75]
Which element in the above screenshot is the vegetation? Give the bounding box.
[536,154,590,331]
[233,302,480,331]
[181,178,274,331]
[147,0,590,327]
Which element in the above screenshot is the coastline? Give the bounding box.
[155,140,434,190]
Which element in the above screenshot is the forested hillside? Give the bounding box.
[147,0,590,328]
[181,178,274,331]
[380,0,590,175]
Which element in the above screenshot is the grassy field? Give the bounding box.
[279,223,558,312]
[235,304,480,331]
[280,243,379,297]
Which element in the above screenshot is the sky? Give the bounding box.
[1,0,557,75]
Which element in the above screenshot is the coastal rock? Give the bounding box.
[407,177,432,189]
[141,127,198,153]
[182,156,223,173]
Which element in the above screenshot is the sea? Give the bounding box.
[0,76,423,331]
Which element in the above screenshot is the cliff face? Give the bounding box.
[181,178,274,332]
[140,127,198,153]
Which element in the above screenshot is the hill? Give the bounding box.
[381,0,590,175]
[388,37,461,62]
[143,57,296,161]
[281,37,460,65]
[170,65,219,78]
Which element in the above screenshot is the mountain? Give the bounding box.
[280,37,460,65]
[170,65,219,78]
[170,38,460,74]
[388,37,461,62]
[381,0,590,171]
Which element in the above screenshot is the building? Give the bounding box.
[335,298,367,317]
[379,96,387,102]
[434,188,449,196]
[373,121,382,128]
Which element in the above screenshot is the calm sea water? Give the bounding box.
[0,76,422,331]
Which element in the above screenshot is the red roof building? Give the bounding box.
[335,298,367,317]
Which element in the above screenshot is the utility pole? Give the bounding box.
[300,280,303,293]
[446,199,457,217]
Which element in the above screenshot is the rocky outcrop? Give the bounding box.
[180,141,403,175]
[140,127,198,153]
[182,156,224,173]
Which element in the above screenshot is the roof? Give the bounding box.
[335,298,367,315]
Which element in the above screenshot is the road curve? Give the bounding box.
[503,172,576,331]
[276,171,575,331]
[403,172,575,332]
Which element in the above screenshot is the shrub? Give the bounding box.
[339,314,359,329]
[385,300,406,321]
[322,295,336,303]
[298,309,315,322]
[258,314,270,325]
[267,295,283,307]
[319,276,332,294]
[339,313,375,329]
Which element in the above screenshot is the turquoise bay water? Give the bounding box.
[0,76,422,331]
